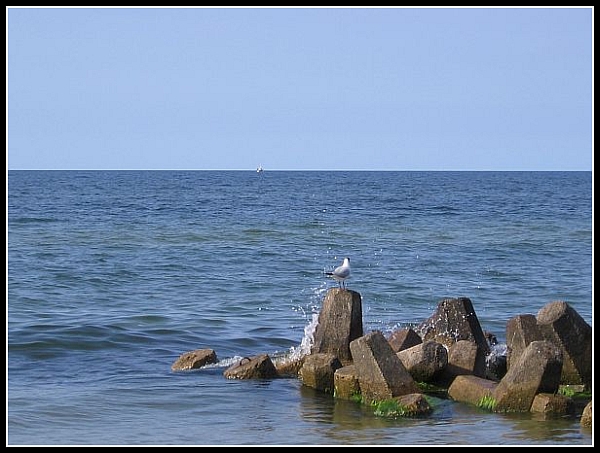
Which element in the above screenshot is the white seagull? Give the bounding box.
[325,257,351,288]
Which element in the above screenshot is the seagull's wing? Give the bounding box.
[333,264,350,278]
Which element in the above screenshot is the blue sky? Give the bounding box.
[7,7,593,170]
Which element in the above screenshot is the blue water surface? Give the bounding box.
[7,170,592,445]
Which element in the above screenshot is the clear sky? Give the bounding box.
[6,7,593,170]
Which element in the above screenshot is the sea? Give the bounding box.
[7,170,593,446]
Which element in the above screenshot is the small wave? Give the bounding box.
[121,314,171,324]
[9,216,59,224]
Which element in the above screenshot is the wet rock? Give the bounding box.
[530,393,574,416]
[312,288,363,365]
[397,393,432,416]
[223,354,278,379]
[390,393,432,417]
[493,340,563,412]
[397,340,448,383]
[387,327,422,353]
[484,331,498,346]
[580,401,592,428]
[536,301,592,390]
[273,355,306,378]
[349,330,419,404]
[505,314,543,370]
[417,297,489,382]
[417,297,490,355]
[299,353,342,394]
[439,339,486,383]
[448,374,498,407]
[333,365,360,400]
[171,348,217,371]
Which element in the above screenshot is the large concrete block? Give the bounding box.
[397,340,448,382]
[493,340,563,412]
[505,314,542,370]
[417,297,489,355]
[448,374,498,407]
[350,330,419,404]
[536,301,592,389]
[333,365,360,400]
[312,288,363,365]
[387,327,422,353]
[299,353,342,394]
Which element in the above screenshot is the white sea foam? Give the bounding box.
[287,312,319,361]
[202,355,246,369]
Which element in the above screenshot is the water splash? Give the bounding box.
[203,355,246,369]
[275,283,326,365]
[488,342,508,357]
[287,312,319,361]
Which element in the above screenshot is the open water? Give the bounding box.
[7,170,593,445]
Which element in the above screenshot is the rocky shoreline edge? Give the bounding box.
[171,289,592,430]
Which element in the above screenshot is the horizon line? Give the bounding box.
[6,168,593,172]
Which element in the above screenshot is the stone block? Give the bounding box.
[536,301,592,389]
[448,374,498,407]
[223,354,278,379]
[299,353,342,394]
[171,348,217,371]
[397,340,448,382]
[333,365,360,400]
[493,340,563,412]
[387,327,422,352]
[312,288,363,365]
[350,330,419,404]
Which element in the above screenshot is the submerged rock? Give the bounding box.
[393,393,432,416]
[375,393,432,417]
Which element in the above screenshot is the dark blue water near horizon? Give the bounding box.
[7,170,592,445]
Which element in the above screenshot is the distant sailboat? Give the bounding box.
[256,165,264,173]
